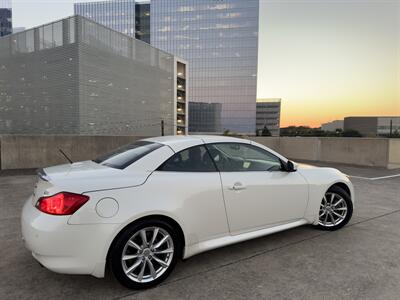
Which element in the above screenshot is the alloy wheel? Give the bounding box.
[121,226,174,283]
[318,192,348,227]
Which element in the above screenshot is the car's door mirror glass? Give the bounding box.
[285,160,297,172]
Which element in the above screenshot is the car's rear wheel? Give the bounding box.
[316,186,353,231]
[110,219,180,289]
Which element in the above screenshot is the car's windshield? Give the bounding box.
[93,141,163,169]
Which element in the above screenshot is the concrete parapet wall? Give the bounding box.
[251,137,321,161]
[0,135,146,170]
[251,136,398,169]
[319,138,388,167]
[388,139,400,169]
[0,135,399,170]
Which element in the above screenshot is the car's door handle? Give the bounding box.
[228,182,246,191]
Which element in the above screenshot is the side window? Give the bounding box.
[206,143,282,172]
[158,145,217,172]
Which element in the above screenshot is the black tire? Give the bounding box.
[315,185,353,231]
[109,219,181,289]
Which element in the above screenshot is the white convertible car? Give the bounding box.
[21,135,354,289]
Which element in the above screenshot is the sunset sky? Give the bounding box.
[10,0,400,128]
[258,0,400,127]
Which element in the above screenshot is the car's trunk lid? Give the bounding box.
[31,161,150,205]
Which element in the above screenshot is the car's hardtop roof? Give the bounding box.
[143,135,249,145]
[142,135,250,152]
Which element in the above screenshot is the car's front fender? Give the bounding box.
[297,166,354,224]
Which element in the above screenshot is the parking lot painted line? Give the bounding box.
[348,174,400,180]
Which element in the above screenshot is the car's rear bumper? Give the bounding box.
[21,197,119,278]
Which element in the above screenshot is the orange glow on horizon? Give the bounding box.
[280,98,400,128]
[257,0,400,128]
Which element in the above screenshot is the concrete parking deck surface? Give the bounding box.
[1,164,399,299]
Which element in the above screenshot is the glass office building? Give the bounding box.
[256,99,281,137]
[135,0,150,43]
[0,0,12,37]
[189,102,222,133]
[75,0,259,134]
[151,0,259,134]
[74,0,150,43]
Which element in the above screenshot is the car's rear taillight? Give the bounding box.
[36,192,89,215]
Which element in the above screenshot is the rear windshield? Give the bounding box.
[93,141,163,169]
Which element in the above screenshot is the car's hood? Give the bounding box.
[296,162,319,169]
[43,160,151,193]
[294,162,347,182]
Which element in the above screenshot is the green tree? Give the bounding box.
[342,129,363,137]
[280,126,363,137]
[382,130,400,138]
[261,125,272,136]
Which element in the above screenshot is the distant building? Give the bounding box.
[344,117,400,136]
[12,26,25,33]
[75,0,260,134]
[321,120,344,132]
[189,102,222,134]
[0,0,12,37]
[256,99,281,136]
[0,16,188,135]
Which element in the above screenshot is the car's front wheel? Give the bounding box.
[316,186,353,231]
[109,219,180,289]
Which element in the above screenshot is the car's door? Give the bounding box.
[206,142,309,235]
[150,144,230,243]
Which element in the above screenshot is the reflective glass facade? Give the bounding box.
[135,1,150,43]
[74,0,136,37]
[75,0,259,134]
[74,0,150,44]
[0,0,12,37]
[189,102,222,133]
[151,0,259,133]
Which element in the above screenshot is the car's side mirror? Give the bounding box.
[282,160,297,172]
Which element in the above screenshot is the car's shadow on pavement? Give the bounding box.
[5,223,320,299]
